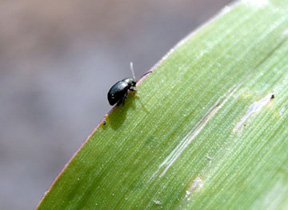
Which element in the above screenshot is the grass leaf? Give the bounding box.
[38,0,288,209]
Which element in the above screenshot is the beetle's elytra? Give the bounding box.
[107,77,136,106]
[107,63,151,106]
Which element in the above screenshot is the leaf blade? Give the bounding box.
[38,1,288,209]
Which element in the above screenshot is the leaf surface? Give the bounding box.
[38,0,288,209]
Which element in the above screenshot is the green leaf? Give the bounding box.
[37,0,288,209]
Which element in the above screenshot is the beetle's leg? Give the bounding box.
[117,93,128,106]
[117,98,124,106]
[121,93,128,106]
[129,87,138,97]
[129,87,137,92]
[130,87,139,98]
[116,95,126,106]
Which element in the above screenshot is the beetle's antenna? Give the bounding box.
[137,71,152,82]
[130,62,136,80]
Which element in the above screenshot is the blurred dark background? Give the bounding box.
[0,0,232,209]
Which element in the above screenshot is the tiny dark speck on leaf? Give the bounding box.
[271,94,275,99]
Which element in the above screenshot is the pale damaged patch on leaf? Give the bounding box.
[233,93,274,132]
[186,177,204,198]
[242,0,269,8]
[283,29,288,38]
[153,200,162,205]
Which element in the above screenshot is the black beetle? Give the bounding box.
[107,63,151,106]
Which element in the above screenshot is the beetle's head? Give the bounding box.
[123,78,136,87]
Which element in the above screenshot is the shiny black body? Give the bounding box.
[108,77,136,106]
